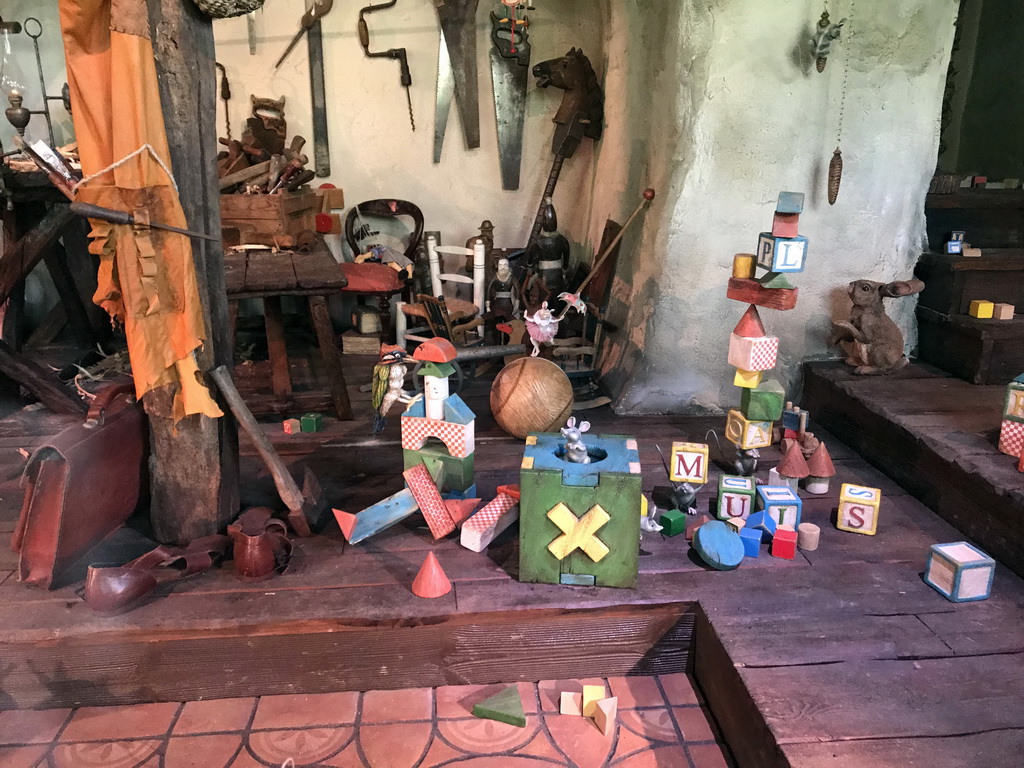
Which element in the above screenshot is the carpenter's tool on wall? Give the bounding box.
[4,18,71,148]
[308,11,332,176]
[274,0,334,71]
[246,10,258,55]
[434,0,481,152]
[489,6,531,190]
[359,0,415,132]
[69,202,221,243]
[214,63,232,141]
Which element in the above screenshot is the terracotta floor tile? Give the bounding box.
[0,708,71,744]
[418,735,466,767]
[360,686,432,723]
[52,739,161,768]
[659,673,703,706]
[544,712,613,768]
[618,707,678,742]
[0,745,48,768]
[60,703,179,741]
[674,706,719,742]
[437,715,537,754]
[165,733,243,768]
[251,692,359,730]
[435,681,537,719]
[358,721,432,768]
[607,676,666,709]
[320,741,368,767]
[536,678,606,713]
[689,742,733,768]
[249,727,353,765]
[514,731,567,763]
[611,724,654,761]
[615,744,690,768]
[173,698,256,735]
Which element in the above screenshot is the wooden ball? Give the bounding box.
[490,358,574,439]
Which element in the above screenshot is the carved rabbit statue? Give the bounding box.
[829,279,925,375]
[561,417,591,464]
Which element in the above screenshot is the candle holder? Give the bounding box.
[3,17,71,148]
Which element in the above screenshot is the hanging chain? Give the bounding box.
[835,0,855,145]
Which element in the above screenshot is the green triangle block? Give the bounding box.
[423,457,446,486]
[417,361,457,379]
[758,272,795,289]
[472,686,526,727]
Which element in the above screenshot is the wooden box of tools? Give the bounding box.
[220,191,318,239]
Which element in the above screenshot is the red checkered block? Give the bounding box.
[999,419,1024,458]
[402,416,474,458]
[727,333,779,372]
[461,493,519,553]
[403,463,456,539]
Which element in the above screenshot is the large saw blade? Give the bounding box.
[434,27,455,163]
[489,11,530,190]
[436,0,481,151]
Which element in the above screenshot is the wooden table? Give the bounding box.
[224,243,352,420]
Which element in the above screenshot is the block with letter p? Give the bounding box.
[757,233,808,273]
[756,485,802,528]
[837,483,881,535]
[725,409,773,450]
[716,474,756,521]
[669,442,709,485]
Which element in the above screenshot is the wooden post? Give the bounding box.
[145,0,239,544]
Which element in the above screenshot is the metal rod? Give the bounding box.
[26,18,55,146]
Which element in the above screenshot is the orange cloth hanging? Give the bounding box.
[59,0,222,421]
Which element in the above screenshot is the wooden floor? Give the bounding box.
[1,358,1024,767]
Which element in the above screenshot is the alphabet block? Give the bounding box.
[726,517,746,532]
[739,526,762,557]
[728,333,779,372]
[669,441,709,484]
[772,212,799,238]
[1005,381,1024,423]
[969,299,994,319]
[837,483,881,535]
[756,485,803,528]
[776,191,805,214]
[740,379,785,421]
[945,240,962,255]
[993,303,1016,320]
[746,510,777,540]
[716,475,756,521]
[725,409,773,450]
[733,368,763,389]
[732,253,756,279]
[771,525,798,559]
[282,418,301,434]
[925,542,995,603]
[756,233,808,273]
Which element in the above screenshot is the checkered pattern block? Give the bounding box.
[461,493,520,553]
[999,419,1024,457]
[403,462,456,539]
[464,493,518,532]
[402,416,475,458]
[727,333,779,372]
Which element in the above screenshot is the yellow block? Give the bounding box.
[724,409,773,450]
[669,441,709,484]
[732,253,756,279]
[640,494,648,519]
[547,503,611,562]
[521,456,535,470]
[582,685,606,717]
[525,435,538,446]
[969,300,994,319]
[734,368,763,389]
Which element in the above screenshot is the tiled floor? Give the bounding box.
[0,674,734,768]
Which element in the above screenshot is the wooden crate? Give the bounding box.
[915,250,1024,316]
[925,190,1024,250]
[916,305,1024,385]
[220,191,317,237]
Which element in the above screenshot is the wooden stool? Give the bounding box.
[224,244,352,420]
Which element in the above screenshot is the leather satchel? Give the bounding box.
[11,381,146,589]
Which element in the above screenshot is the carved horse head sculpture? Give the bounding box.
[532,47,604,150]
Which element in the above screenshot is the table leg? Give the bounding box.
[377,294,393,344]
[228,301,239,356]
[308,294,352,420]
[263,296,292,396]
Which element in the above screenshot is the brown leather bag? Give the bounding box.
[11,381,146,589]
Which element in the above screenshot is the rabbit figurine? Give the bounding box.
[829,279,925,375]
[561,417,591,464]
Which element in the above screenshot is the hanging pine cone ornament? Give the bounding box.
[828,147,843,205]
[816,56,827,73]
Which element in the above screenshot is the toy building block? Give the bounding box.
[993,303,1016,320]
[771,525,798,559]
[733,305,767,338]
[777,441,810,486]
[747,510,777,540]
[963,246,982,257]
[300,412,324,432]
[781,402,808,434]
[411,552,452,598]
[771,211,799,238]
[726,517,746,532]
[998,419,1024,457]
[925,542,995,603]
[726,278,798,311]
[685,513,712,541]
[971,176,987,187]
[945,240,962,255]
[669,441,709,484]
[282,418,302,434]
[446,498,481,527]
[1019,450,1023,473]
[732,253,756,279]
[333,488,420,544]
[593,697,618,736]
[445,484,478,501]
[837,483,882,535]
[776,191,805,214]
[497,483,522,500]
[725,409,773,450]
[560,573,596,585]
[461,493,519,552]
[404,445,475,492]
[659,508,688,537]
[404,462,457,539]
[473,686,526,727]
[413,337,458,363]
[797,522,820,551]
[717,474,756,521]
[740,379,785,421]
[402,396,476,458]
[739,525,762,557]
[765,466,789,489]
[969,299,994,319]
[756,485,802,528]
[949,231,965,241]
[756,233,808,273]
[547,503,611,561]
[758,272,796,290]
[728,333,779,372]
[693,520,745,571]
[560,691,583,716]
[582,685,606,717]
[1005,374,1024,424]
[733,368,763,389]
[805,442,836,494]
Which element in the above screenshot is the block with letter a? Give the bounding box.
[837,483,881,536]
[669,442,709,485]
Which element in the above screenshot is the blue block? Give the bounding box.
[757,233,808,273]
[756,485,803,528]
[523,432,640,488]
[693,520,745,571]
[739,526,763,558]
[746,510,777,541]
[945,240,962,255]
[444,484,478,501]
[781,410,802,432]
[559,573,596,586]
[776,191,805,214]
[924,542,995,603]
[340,488,419,544]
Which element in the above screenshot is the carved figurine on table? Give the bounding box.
[371,344,415,434]
[486,257,521,323]
[560,417,591,464]
[523,294,585,357]
[241,95,287,161]
[525,199,570,306]
[355,244,414,280]
[465,220,495,275]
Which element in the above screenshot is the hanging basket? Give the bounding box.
[190,0,264,19]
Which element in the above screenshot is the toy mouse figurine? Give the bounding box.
[735,447,760,477]
[561,416,591,464]
[829,279,925,375]
[656,444,699,514]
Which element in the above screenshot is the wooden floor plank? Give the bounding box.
[783,730,1024,768]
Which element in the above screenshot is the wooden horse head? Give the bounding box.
[532,47,604,142]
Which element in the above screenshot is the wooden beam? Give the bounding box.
[0,338,86,415]
[0,204,75,308]
[145,0,239,544]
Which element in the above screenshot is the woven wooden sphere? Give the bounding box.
[490,357,574,439]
